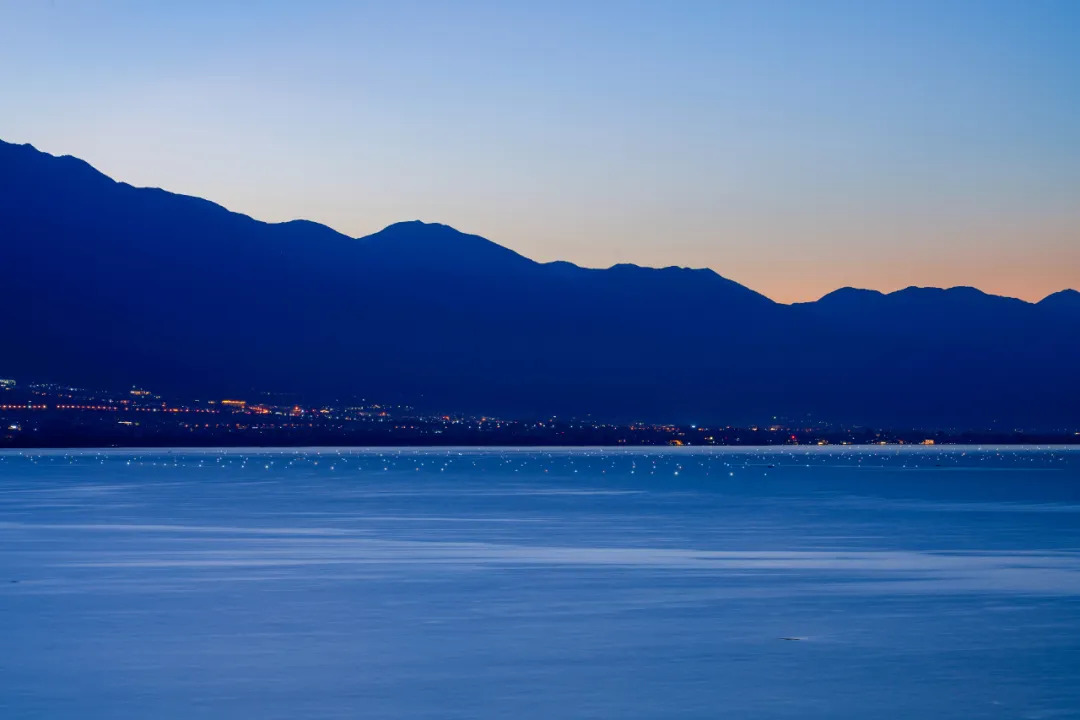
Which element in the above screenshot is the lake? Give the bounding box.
[2,446,1079,719]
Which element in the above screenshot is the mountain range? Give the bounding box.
[1,138,1077,427]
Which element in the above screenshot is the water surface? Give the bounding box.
[2,447,1079,719]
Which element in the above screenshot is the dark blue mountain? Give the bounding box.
[1038,289,1080,315]
[1,138,1077,427]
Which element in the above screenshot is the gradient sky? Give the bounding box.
[1,0,1077,302]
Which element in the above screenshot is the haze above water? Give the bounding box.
[2,447,1079,719]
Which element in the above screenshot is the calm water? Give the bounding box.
[2,447,1079,719]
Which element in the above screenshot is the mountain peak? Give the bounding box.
[1,137,116,190]
[816,287,886,303]
[371,220,484,239]
[1041,288,1080,300]
[359,220,537,270]
[1039,288,1080,311]
[893,285,990,297]
[380,220,454,232]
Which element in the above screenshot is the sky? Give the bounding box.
[1,0,1077,303]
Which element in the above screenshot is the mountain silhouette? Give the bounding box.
[1,138,1077,427]
[1039,289,1080,315]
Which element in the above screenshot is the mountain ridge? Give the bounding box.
[4,137,1071,304]
[1,138,1078,427]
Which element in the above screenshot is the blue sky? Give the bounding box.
[1,0,1077,301]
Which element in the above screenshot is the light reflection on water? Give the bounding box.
[2,447,1079,719]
